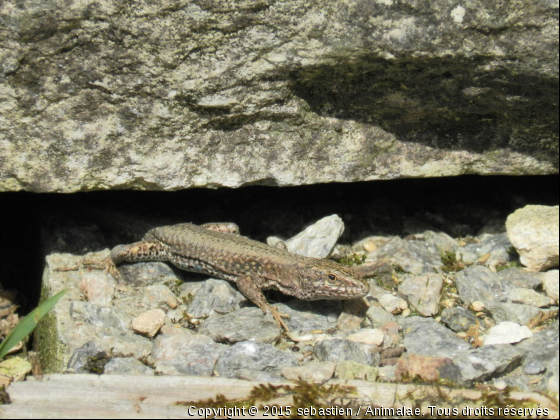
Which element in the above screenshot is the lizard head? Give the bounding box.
[297,259,370,300]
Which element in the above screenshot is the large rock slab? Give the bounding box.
[1,0,557,192]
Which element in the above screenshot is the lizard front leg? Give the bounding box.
[236,276,290,332]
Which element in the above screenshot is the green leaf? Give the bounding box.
[0,289,67,360]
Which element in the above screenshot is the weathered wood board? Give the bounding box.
[1,374,558,419]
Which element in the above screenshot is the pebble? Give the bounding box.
[470,301,485,312]
[398,273,443,316]
[506,205,559,271]
[507,288,551,307]
[131,309,166,337]
[345,328,384,346]
[483,322,533,345]
[281,361,336,383]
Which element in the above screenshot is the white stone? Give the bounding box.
[346,328,384,346]
[506,205,559,271]
[483,321,533,346]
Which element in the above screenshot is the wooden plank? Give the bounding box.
[1,374,558,419]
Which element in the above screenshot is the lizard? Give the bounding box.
[108,221,371,331]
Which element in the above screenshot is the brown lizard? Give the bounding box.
[109,222,370,331]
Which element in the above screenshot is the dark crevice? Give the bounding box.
[0,175,558,313]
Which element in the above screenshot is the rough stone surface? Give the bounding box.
[215,342,298,379]
[402,317,471,358]
[483,300,542,326]
[152,332,224,377]
[395,353,461,383]
[198,307,281,344]
[440,307,479,333]
[456,232,514,271]
[506,206,559,271]
[104,357,154,375]
[1,0,557,193]
[398,273,443,316]
[453,345,524,383]
[313,338,380,366]
[185,279,248,319]
[131,309,166,337]
[281,361,336,383]
[507,288,551,308]
[483,322,533,346]
[268,214,344,258]
[335,361,378,382]
[455,266,508,306]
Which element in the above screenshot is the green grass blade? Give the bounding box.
[0,289,67,360]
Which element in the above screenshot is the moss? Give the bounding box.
[338,253,366,266]
[441,251,465,273]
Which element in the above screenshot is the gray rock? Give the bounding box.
[516,327,559,376]
[142,285,178,309]
[3,0,557,193]
[335,361,378,382]
[398,273,443,316]
[507,288,551,308]
[271,214,344,258]
[506,205,559,271]
[313,338,380,366]
[199,307,281,344]
[456,232,514,270]
[365,305,397,329]
[104,358,154,376]
[276,301,339,333]
[367,237,443,275]
[483,300,542,325]
[186,279,247,318]
[453,345,524,383]
[152,333,224,376]
[440,307,479,333]
[281,361,336,383]
[70,301,131,332]
[483,322,533,346]
[455,266,508,306]
[496,268,542,290]
[67,341,106,373]
[215,342,298,379]
[402,317,471,358]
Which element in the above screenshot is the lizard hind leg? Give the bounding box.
[236,276,290,332]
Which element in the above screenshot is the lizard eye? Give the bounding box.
[327,274,337,282]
